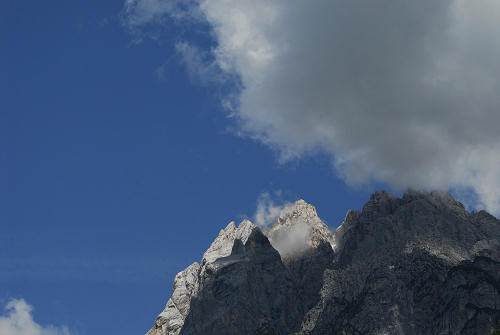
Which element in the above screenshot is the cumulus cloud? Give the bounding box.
[0,299,71,335]
[123,0,500,214]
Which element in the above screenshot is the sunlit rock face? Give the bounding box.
[147,191,500,335]
[265,199,335,257]
[264,200,335,312]
[147,263,200,335]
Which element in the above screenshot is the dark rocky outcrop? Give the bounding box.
[181,228,304,335]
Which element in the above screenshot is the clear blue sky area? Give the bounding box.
[2,1,378,334]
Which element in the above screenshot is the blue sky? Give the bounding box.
[1,1,378,334]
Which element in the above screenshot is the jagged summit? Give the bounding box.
[280,199,319,220]
[265,199,335,256]
[202,219,257,264]
[335,189,498,261]
[362,189,468,218]
[147,191,500,335]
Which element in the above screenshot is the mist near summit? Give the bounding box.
[123,0,500,214]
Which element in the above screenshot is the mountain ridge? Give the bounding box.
[147,190,500,335]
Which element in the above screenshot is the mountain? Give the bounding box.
[146,190,500,335]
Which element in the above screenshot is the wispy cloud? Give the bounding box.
[174,41,227,85]
[121,0,201,43]
[253,192,293,228]
[122,0,197,27]
[253,192,313,257]
[0,299,71,335]
[268,219,312,258]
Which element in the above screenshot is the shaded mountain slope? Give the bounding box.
[147,191,500,335]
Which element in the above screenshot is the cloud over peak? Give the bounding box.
[123,0,500,214]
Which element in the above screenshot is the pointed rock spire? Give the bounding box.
[202,220,259,264]
[265,199,335,257]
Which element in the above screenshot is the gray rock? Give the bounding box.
[266,199,335,255]
[147,262,200,335]
[304,190,500,335]
[181,227,304,335]
[147,191,500,335]
[265,199,335,311]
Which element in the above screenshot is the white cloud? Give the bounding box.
[254,192,293,228]
[174,41,227,85]
[0,299,71,335]
[253,193,312,257]
[123,0,500,214]
[121,0,201,42]
[267,219,311,258]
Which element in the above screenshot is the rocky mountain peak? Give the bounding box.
[265,199,335,257]
[402,189,467,211]
[202,219,258,264]
[279,199,319,221]
[334,190,496,264]
[359,189,468,220]
[148,191,500,335]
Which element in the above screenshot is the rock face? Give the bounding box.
[147,219,306,335]
[265,199,335,313]
[147,191,500,335]
[147,263,200,335]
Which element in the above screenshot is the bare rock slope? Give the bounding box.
[147,191,500,335]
